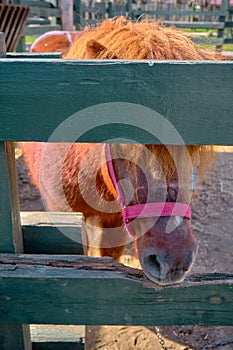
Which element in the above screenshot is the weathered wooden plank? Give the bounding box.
[21,212,83,254]
[0,59,232,145]
[163,21,225,29]
[0,254,232,326]
[5,143,23,252]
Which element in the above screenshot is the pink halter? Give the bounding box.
[105,144,191,236]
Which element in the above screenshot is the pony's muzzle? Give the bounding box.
[140,248,195,285]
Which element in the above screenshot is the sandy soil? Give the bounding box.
[16,148,233,350]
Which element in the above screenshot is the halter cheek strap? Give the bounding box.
[105,144,191,236]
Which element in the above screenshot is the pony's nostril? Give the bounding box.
[143,254,167,279]
[146,254,160,270]
[183,252,194,272]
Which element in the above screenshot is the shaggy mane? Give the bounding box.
[66,17,222,60]
[66,17,217,182]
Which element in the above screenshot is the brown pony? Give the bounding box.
[30,31,79,57]
[21,17,219,286]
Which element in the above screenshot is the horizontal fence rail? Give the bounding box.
[0,254,232,326]
[0,58,233,145]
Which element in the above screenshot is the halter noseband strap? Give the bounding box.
[105,144,191,235]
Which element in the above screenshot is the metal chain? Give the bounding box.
[155,327,233,350]
[154,326,168,350]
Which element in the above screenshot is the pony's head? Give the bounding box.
[105,143,210,285]
[65,17,218,285]
[31,31,78,57]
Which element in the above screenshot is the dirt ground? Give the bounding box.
[16,148,233,350]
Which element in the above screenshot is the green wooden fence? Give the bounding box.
[0,51,233,349]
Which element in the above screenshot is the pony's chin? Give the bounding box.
[143,270,186,286]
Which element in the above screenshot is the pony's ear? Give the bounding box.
[86,39,107,58]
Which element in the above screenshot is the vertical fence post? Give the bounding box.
[217,0,229,50]
[126,0,133,20]
[59,0,74,31]
[0,36,32,349]
[0,32,6,57]
[74,0,84,28]
[107,1,113,18]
